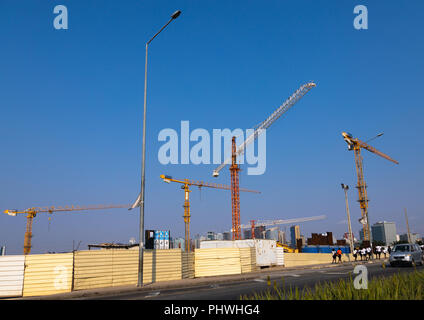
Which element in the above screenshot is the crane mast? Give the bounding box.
[213,82,316,240]
[159,174,259,251]
[342,132,398,243]
[230,137,241,240]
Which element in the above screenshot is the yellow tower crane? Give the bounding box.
[4,204,130,255]
[159,174,260,252]
[342,132,399,243]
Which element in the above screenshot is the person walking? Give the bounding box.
[353,248,358,261]
[332,248,337,264]
[376,245,381,259]
[361,247,367,261]
[367,247,372,260]
[383,246,388,258]
[337,248,343,263]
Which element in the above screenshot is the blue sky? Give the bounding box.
[1,1,423,254]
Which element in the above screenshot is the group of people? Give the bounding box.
[331,248,344,263]
[332,245,392,263]
[352,245,391,261]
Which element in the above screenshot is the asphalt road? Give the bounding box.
[78,262,423,300]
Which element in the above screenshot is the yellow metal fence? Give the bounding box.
[3,247,257,297]
[23,253,73,297]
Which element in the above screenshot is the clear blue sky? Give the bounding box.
[1,1,423,254]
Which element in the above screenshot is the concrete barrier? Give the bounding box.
[284,253,337,267]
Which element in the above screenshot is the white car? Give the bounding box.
[389,244,423,267]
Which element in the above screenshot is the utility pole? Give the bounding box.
[137,10,181,287]
[404,208,412,243]
[341,184,354,255]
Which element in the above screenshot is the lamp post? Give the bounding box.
[138,10,181,287]
[341,183,354,256]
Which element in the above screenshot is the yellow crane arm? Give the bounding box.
[356,139,399,164]
[160,175,260,193]
[4,204,130,216]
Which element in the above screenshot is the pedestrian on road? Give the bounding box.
[367,247,372,260]
[361,248,367,261]
[383,247,388,258]
[353,248,358,261]
[337,248,342,263]
[376,246,381,259]
[332,248,337,264]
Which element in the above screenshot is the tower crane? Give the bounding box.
[342,132,399,242]
[212,82,317,240]
[242,214,327,239]
[4,204,130,255]
[159,174,260,252]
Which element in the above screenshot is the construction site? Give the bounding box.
[1,2,423,303]
[0,79,408,299]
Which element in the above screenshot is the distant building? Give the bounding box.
[371,221,397,245]
[359,228,365,241]
[243,229,252,239]
[278,231,287,244]
[173,238,185,250]
[265,228,279,241]
[255,226,266,239]
[343,232,357,244]
[399,233,420,243]
[307,232,334,246]
[216,233,224,241]
[207,231,216,241]
[290,225,300,248]
[223,232,232,240]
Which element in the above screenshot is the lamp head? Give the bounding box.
[171,10,181,19]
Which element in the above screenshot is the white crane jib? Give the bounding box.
[212,82,316,177]
[243,214,327,229]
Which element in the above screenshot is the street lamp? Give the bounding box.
[341,183,354,256]
[138,10,181,287]
[365,132,384,143]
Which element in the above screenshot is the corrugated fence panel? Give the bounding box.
[182,252,195,279]
[275,247,284,266]
[240,247,259,273]
[23,253,73,297]
[74,250,114,290]
[111,250,139,287]
[74,249,185,290]
[143,249,182,283]
[0,255,25,297]
[195,248,242,277]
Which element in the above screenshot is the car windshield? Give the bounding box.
[394,245,410,252]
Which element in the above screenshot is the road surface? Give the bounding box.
[76,262,422,300]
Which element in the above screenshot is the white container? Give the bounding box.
[199,239,278,267]
[275,247,285,266]
[0,255,25,297]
